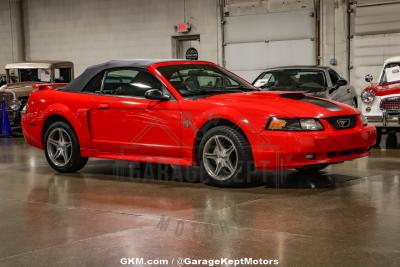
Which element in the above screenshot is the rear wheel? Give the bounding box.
[198,126,253,187]
[44,121,88,173]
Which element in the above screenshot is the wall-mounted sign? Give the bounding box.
[185,47,198,60]
[177,22,191,33]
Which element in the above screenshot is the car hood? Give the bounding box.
[194,91,357,118]
[0,82,38,98]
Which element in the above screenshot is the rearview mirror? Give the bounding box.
[336,79,348,87]
[144,89,170,101]
[365,74,373,83]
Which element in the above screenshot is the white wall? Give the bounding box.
[320,0,349,79]
[23,0,221,75]
[0,0,24,73]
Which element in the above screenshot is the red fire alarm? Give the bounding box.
[177,22,191,33]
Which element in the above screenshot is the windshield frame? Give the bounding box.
[380,62,400,85]
[156,63,258,99]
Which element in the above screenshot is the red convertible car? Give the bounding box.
[22,60,376,186]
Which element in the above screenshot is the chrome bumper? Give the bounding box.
[366,112,400,128]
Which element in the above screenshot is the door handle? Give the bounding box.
[347,88,351,93]
[98,104,109,110]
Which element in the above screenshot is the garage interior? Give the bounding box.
[1,0,400,266]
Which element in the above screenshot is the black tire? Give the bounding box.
[296,164,328,173]
[375,128,382,147]
[386,133,398,149]
[198,126,253,187]
[44,121,88,173]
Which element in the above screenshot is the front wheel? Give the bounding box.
[198,126,253,187]
[44,121,88,173]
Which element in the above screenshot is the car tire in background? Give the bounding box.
[198,126,253,187]
[44,121,88,173]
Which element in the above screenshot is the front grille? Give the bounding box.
[380,96,400,113]
[0,93,17,122]
[327,147,370,158]
[325,116,357,130]
[0,92,14,106]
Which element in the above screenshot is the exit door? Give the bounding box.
[172,35,200,60]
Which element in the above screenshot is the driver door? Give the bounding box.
[88,68,181,157]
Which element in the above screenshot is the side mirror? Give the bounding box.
[144,89,170,101]
[336,79,348,87]
[365,74,373,83]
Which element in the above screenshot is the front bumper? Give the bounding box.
[366,113,400,128]
[250,125,377,170]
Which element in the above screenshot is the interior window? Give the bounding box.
[83,71,104,93]
[54,68,72,83]
[102,68,161,97]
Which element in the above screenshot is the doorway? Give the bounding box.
[172,35,200,59]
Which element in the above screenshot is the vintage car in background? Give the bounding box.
[253,66,358,107]
[0,61,74,129]
[361,56,400,147]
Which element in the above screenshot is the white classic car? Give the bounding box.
[361,56,400,147]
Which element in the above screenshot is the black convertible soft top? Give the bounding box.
[61,59,191,92]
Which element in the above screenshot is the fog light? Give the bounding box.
[366,107,371,112]
[305,154,316,159]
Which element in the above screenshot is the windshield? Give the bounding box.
[380,62,400,84]
[157,64,257,98]
[253,69,327,92]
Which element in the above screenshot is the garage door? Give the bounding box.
[223,0,316,82]
[350,0,400,93]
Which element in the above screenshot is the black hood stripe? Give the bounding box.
[279,93,342,111]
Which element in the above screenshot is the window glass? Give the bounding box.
[54,68,72,83]
[253,69,327,91]
[158,64,255,98]
[102,69,161,97]
[83,71,104,93]
[381,62,400,83]
[18,69,51,82]
[328,69,340,85]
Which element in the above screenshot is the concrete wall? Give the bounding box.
[23,0,221,74]
[320,0,349,79]
[0,0,24,73]
[0,0,352,80]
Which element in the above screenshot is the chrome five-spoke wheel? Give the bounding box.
[202,135,238,181]
[46,128,73,167]
[44,121,88,173]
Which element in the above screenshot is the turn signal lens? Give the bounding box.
[266,117,323,131]
[268,118,287,129]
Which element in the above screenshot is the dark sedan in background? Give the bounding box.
[253,66,358,107]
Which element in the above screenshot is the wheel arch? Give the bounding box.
[42,114,76,145]
[193,118,253,163]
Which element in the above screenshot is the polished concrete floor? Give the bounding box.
[0,138,400,267]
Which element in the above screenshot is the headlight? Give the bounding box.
[9,99,21,111]
[360,114,368,126]
[266,117,323,131]
[361,90,375,104]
